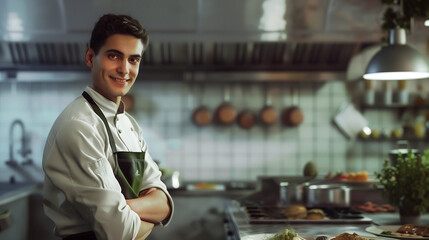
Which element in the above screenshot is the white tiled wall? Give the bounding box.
[1,78,428,182]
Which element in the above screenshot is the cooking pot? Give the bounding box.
[260,87,277,126]
[304,184,351,208]
[215,86,236,125]
[388,140,420,166]
[191,85,212,126]
[257,176,314,206]
[192,106,212,126]
[237,109,257,129]
[281,88,303,127]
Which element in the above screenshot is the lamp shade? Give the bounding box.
[363,29,429,80]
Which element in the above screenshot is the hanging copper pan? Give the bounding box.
[282,88,304,126]
[260,87,277,126]
[191,85,212,126]
[215,86,236,125]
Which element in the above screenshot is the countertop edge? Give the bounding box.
[0,182,43,205]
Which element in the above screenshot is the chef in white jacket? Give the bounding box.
[42,14,173,240]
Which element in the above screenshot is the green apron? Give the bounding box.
[82,92,144,199]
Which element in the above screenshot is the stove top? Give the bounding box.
[240,201,372,224]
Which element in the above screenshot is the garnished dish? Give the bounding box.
[355,201,396,213]
[240,229,302,240]
[266,229,300,240]
[366,224,429,239]
[331,233,375,240]
[241,230,380,240]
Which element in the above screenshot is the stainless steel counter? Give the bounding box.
[226,200,429,239]
[0,182,43,205]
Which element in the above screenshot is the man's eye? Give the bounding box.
[129,57,141,64]
[108,54,119,60]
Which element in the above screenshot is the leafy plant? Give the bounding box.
[380,0,429,31]
[375,150,429,215]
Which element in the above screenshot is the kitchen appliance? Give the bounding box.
[1,0,399,83]
[240,200,372,224]
[238,176,380,224]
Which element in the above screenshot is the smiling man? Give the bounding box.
[42,14,173,240]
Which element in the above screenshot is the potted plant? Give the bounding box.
[375,150,429,224]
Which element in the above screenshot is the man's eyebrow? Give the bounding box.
[105,49,141,58]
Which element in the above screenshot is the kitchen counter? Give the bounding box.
[0,181,43,205]
[226,200,429,239]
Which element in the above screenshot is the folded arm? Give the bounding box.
[126,187,172,223]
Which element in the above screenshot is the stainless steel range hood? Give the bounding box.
[1,0,426,82]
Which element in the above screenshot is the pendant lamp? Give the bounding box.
[363,28,429,80]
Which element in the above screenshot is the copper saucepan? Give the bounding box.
[260,87,277,126]
[191,85,212,126]
[237,109,257,129]
[215,86,236,125]
[237,86,257,129]
[282,88,304,126]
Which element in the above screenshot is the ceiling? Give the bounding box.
[0,0,428,82]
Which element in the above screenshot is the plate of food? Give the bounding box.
[241,233,274,240]
[241,229,304,240]
[366,224,429,239]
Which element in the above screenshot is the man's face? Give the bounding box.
[86,34,144,102]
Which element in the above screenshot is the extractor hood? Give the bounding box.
[0,0,427,82]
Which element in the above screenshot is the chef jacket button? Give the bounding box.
[130,127,134,131]
[118,129,122,134]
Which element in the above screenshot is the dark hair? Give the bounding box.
[89,14,149,55]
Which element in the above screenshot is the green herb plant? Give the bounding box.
[375,150,429,215]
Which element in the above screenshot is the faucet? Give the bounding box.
[7,119,32,166]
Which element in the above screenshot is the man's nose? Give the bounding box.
[117,60,130,75]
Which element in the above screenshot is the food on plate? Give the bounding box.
[325,171,369,181]
[355,201,395,213]
[396,224,429,237]
[267,228,299,240]
[281,205,307,219]
[281,206,326,220]
[193,182,216,189]
[331,232,375,240]
[306,209,325,220]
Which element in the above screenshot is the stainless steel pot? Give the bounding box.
[254,176,314,206]
[305,184,351,208]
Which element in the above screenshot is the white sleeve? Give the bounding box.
[140,150,175,226]
[44,119,141,240]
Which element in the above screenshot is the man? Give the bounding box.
[42,14,173,240]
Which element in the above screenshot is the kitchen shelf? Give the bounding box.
[361,103,428,110]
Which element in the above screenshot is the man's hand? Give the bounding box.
[126,188,171,223]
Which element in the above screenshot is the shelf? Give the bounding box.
[362,103,428,110]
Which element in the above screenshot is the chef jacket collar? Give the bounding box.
[84,86,125,120]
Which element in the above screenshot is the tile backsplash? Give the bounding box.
[1,77,428,182]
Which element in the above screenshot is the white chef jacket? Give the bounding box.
[42,86,173,240]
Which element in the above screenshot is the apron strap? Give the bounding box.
[82,91,119,173]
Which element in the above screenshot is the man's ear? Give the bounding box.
[85,48,95,67]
